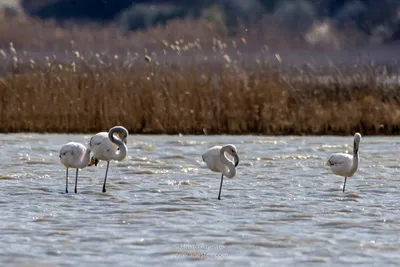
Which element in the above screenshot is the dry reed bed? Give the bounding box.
[1,56,400,135]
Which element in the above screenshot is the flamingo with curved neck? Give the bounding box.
[202,144,239,200]
[89,126,128,193]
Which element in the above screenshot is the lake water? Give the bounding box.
[0,134,399,266]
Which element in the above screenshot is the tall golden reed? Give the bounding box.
[1,58,400,135]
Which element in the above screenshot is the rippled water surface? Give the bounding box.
[1,134,400,266]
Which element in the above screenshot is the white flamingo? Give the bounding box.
[202,144,239,200]
[59,142,92,193]
[327,133,361,192]
[89,126,128,193]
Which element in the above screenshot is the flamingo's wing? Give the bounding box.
[89,132,107,147]
[202,146,222,172]
[327,153,352,166]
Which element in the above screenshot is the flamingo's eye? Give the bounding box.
[63,153,67,155]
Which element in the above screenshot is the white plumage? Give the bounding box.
[202,144,239,200]
[90,133,125,163]
[89,126,128,193]
[59,142,92,193]
[327,133,361,192]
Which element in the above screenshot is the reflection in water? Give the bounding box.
[0,134,399,266]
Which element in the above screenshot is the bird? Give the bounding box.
[327,133,361,192]
[202,144,239,200]
[88,126,128,193]
[59,142,93,193]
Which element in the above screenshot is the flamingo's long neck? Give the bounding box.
[109,128,128,161]
[76,148,91,169]
[351,140,359,174]
[220,147,236,178]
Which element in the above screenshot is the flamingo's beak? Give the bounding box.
[354,140,359,154]
[234,154,239,167]
[88,157,96,166]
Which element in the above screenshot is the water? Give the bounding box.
[0,134,399,266]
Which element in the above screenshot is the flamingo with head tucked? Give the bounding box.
[59,142,92,193]
[202,144,239,200]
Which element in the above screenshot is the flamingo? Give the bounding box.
[89,126,128,193]
[327,133,361,192]
[59,142,93,193]
[202,144,239,200]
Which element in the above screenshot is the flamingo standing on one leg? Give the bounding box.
[327,133,362,192]
[202,144,239,200]
[89,126,128,193]
[59,142,92,193]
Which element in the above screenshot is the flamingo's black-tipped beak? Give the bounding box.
[234,154,239,167]
[88,157,98,167]
[354,140,359,154]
